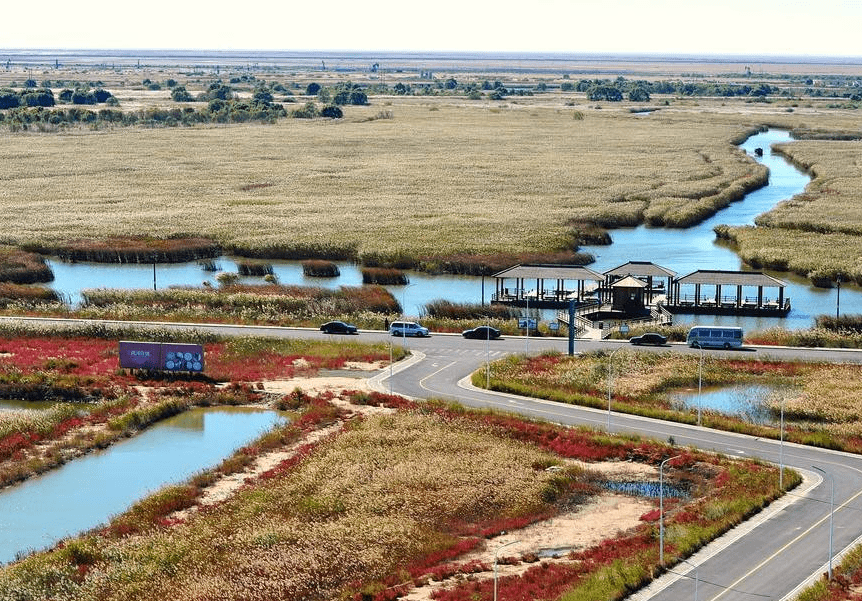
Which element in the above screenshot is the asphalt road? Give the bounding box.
[8,317,862,601]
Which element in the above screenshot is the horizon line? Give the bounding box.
[3,48,862,63]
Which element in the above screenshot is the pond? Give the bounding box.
[669,383,794,425]
[41,129,862,328]
[0,406,285,565]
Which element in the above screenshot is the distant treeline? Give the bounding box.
[0,87,115,109]
[0,100,342,129]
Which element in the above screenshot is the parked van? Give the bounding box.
[389,321,430,337]
[686,326,743,349]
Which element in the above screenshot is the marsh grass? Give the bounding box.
[236,261,274,276]
[361,267,409,285]
[0,246,53,283]
[423,299,520,320]
[77,284,400,326]
[24,236,221,264]
[301,259,340,277]
[0,102,790,265]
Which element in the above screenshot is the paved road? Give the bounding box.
[8,317,862,601]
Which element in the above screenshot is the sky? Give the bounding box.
[4,0,861,57]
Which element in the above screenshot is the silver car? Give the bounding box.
[389,321,430,337]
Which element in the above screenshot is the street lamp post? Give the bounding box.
[812,465,835,580]
[486,317,491,389]
[696,343,704,426]
[607,347,622,433]
[494,540,520,601]
[678,559,699,601]
[660,454,682,566]
[779,397,785,490]
[401,284,414,350]
[836,275,841,320]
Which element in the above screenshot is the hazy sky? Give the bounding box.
[4,0,861,57]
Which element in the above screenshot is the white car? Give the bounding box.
[389,321,430,337]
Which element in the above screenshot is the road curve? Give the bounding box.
[6,317,862,601]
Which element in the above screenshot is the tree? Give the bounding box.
[0,90,20,109]
[292,102,318,118]
[171,86,194,102]
[93,89,112,103]
[333,91,350,105]
[165,79,177,88]
[393,82,409,95]
[21,89,54,106]
[587,85,623,101]
[349,90,368,105]
[71,89,96,105]
[628,87,650,102]
[320,105,343,118]
[253,87,274,104]
[206,83,233,100]
[306,82,321,96]
[444,78,458,90]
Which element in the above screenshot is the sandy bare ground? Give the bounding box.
[168,370,660,600]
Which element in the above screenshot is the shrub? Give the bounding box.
[361,267,409,285]
[302,260,340,277]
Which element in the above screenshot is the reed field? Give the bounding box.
[720,137,862,284]
[483,350,862,450]
[0,99,797,265]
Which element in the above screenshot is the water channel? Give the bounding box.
[43,129,862,328]
[0,406,285,564]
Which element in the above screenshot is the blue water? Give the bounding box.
[581,129,861,330]
[42,129,862,329]
[47,258,483,319]
[669,384,789,424]
[0,407,285,564]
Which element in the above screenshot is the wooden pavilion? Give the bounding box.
[602,261,676,305]
[491,264,605,309]
[665,270,791,316]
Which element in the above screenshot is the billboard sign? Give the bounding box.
[119,341,205,372]
[161,343,204,372]
[118,341,162,370]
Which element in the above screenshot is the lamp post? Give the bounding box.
[607,347,623,433]
[836,275,841,320]
[678,559,699,601]
[660,454,682,566]
[696,342,704,426]
[401,284,414,350]
[779,397,785,490]
[812,465,834,580]
[494,540,520,601]
[485,316,491,389]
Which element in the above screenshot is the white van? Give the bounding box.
[687,326,743,349]
[389,321,430,337]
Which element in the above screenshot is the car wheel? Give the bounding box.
[724,342,731,349]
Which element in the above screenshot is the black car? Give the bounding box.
[320,321,358,335]
[462,325,502,340]
[629,332,667,346]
